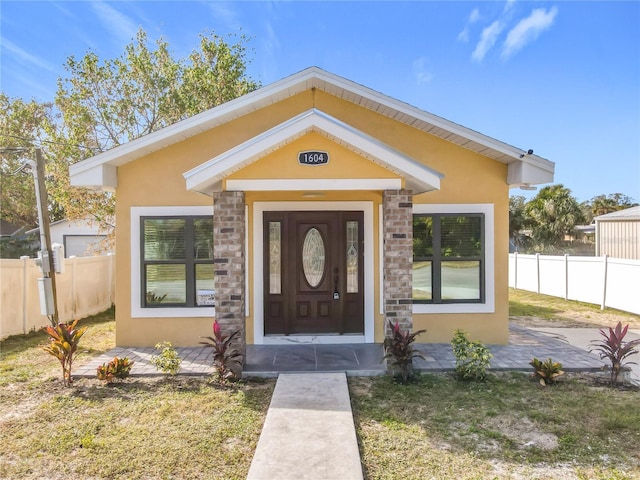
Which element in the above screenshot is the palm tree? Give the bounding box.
[525,185,585,250]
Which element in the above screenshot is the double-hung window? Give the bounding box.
[413,212,485,304]
[141,216,214,308]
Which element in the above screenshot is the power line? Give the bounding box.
[0,133,100,152]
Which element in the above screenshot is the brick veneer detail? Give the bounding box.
[213,191,246,371]
[383,189,413,335]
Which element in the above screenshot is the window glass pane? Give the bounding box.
[412,261,432,301]
[302,227,325,288]
[413,216,433,258]
[194,218,213,260]
[441,261,480,300]
[144,219,186,260]
[195,264,215,306]
[269,221,281,294]
[440,216,482,258]
[346,221,358,293]
[145,264,186,304]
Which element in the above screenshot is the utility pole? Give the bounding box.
[0,146,60,325]
[32,148,60,326]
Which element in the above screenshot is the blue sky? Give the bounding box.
[1,1,639,204]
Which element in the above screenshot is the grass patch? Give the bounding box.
[350,373,640,479]
[509,289,640,328]
[0,308,274,480]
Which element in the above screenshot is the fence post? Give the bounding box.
[564,254,569,300]
[20,256,29,334]
[601,255,608,310]
[536,253,541,294]
[513,252,518,289]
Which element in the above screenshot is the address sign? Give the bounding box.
[298,151,329,166]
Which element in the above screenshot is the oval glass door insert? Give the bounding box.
[302,227,325,287]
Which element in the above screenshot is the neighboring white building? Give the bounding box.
[27,218,113,257]
[595,206,640,260]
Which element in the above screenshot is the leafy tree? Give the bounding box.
[525,184,585,250]
[0,95,59,227]
[587,193,638,217]
[1,28,258,233]
[508,195,531,251]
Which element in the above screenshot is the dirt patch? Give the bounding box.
[483,416,559,450]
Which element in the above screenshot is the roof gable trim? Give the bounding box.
[183,108,443,195]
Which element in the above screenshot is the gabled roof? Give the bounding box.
[183,109,442,195]
[595,206,640,221]
[70,66,554,191]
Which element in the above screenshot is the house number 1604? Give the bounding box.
[298,151,329,165]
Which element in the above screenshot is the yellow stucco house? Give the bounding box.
[70,67,554,357]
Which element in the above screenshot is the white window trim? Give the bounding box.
[131,206,215,318]
[411,203,495,314]
[253,201,375,344]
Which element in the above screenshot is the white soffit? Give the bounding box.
[69,66,554,190]
[183,109,443,195]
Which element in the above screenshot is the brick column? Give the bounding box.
[213,191,246,372]
[383,189,413,335]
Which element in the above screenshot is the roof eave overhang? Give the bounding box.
[183,108,443,196]
[506,159,555,188]
[69,66,554,192]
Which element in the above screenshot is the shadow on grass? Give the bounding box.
[0,307,115,359]
[509,300,563,320]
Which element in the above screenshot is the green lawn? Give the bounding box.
[0,309,274,480]
[350,374,640,480]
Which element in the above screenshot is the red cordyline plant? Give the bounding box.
[42,319,88,387]
[590,322,640,385]
[382,320,426,384]
[200,321,243,382]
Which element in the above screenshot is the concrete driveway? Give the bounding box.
[530,327,640,385]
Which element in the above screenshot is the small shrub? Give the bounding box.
[451,329,492,381]
[42,319,88,387]
[97,356,134,383]
[200,321,243,382]
[530,357,564,386]
[590,322,640,385]
[382,320,426,384]
[151,341,182,375]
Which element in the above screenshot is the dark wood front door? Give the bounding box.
[264,211,364,335]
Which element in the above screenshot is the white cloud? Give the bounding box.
[0,37,57,72]
[472,20,505,62]
[91,1,139,45]
[206,1,242,31]
[458,8,481,43]
[412,57,434,85]
[502,6,558,59]
[504,0,517,14]
[469,8,481,23]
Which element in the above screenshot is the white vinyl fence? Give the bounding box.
[509,253,640,315]
[1,255,115,339]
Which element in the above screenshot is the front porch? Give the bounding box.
[74,325,604,378]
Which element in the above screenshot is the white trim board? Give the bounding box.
[253,201,375,345]
[130,206,215,318]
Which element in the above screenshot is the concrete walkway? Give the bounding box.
[246,373,363,480]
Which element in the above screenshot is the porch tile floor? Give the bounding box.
[73,325,604,378]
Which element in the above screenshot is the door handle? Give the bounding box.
[333,267,340,300]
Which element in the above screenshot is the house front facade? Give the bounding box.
[70,67,554,357]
